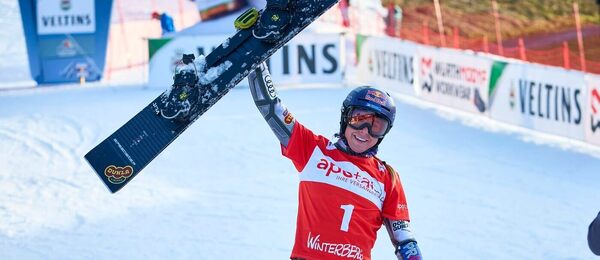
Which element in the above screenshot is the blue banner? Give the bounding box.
[18,0,113,84]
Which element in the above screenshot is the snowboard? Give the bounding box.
[85,0,340,193]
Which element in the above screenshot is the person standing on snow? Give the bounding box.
[247,63,422,260]
[589,211,600,255]
[152,11,176,36]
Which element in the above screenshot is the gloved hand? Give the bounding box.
[396,240,422,260]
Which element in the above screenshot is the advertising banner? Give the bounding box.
[148,33,344,88]
[20,0,111,84]
[489,63,587,140]
[36,0,96,35]
[356,36,417,96]
[585,74,600,145]
[416,47,492,114]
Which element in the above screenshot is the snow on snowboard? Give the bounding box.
[85,0,340,193]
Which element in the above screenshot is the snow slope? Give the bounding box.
[1,0,599,258]
[0,84,599,259]
[0,1,33,87]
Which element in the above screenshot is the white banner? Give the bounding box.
[148,33,344,88]
[356,36,417,96]
[489,63,587,140]
[416,47,492,114]
[585,74,600,145]
[36,0,96,35]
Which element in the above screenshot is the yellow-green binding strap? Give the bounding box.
[234,8,259,30]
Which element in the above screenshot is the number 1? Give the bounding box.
[340,204,355,232]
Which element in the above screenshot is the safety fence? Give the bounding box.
[321,3,600,75]
[103,2,600,84]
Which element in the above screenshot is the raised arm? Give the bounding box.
[247,63,295,147]
[384,218,422,260]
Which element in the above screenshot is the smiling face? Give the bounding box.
[344,122,380,154]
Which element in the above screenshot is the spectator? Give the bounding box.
[339,0,350,27]
[385,3,402,37]
[152,11,176,36]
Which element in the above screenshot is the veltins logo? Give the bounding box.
[591,87,600,133]
[367,49,414,84]
[104,165,134,184]
[513,78,583,125]
[61,0,71,11]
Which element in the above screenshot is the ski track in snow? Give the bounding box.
[0,98,196,246]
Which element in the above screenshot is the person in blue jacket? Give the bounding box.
[590,211,600,255]
[152,11,176,35]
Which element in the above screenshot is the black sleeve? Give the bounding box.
[589,211,600,256]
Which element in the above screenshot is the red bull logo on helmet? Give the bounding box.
[364,90,387,106]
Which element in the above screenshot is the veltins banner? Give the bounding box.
[148,33,344,88]
[416,47,492,114]
[585,74,600,145]
[356,36,417,96]
[20,0,111,84]
[489,63,587,140]
[36,0,96,35]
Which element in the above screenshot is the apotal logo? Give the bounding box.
[313,157,386,203]
[316,158,375,191]
[301,149,386,208]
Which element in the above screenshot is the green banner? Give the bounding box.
[488,60,507,107]
[356,34,368,62]
[148,38,172,60]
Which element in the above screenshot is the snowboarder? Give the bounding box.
[152,11,176,36]
[589,211,600,255]
[247,63,422,260]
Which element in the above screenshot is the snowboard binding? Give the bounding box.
[159,54,201,122]
[253,0,292,43]
[234,8,259,30]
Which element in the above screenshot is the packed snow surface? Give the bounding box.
[0,85,598,259]
[1,0,599,258]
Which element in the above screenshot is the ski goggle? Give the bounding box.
[346,108,391,138]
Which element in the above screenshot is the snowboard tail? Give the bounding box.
[85,0,340,193]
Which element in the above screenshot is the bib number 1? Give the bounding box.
[339,204,355,232]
